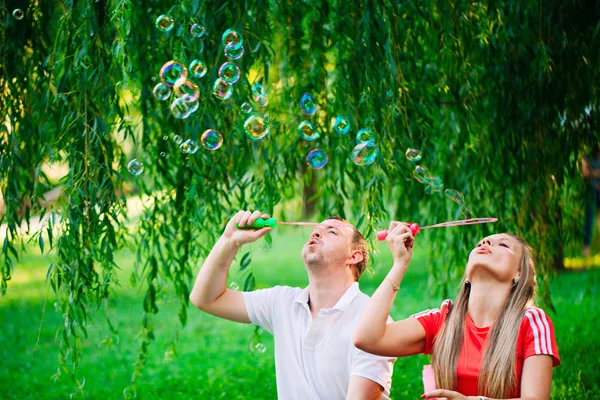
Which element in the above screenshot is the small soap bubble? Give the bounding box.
[218,62,240,84]
[241,102,253,114]
[224,43,244,60]
[356,129,375,144]
[413,166,431,184]
[445,189,465,204]
[153,83,171,101]
[155,15,174,32]
[221,29,243,48]
[252,83,266,97]
[307,149,328,170]
[160,61,188,87]
[255,95,269,107]
[425,185,434,195]
[127,159,144,176]
[174,79,200,102]
[162,136,168,141]
[212,78,233,100]
[333,116,350,134]
[405,148,422,162]
[300,93,317,116]
[244,115,269,141]
[298,121,320,141]
[180,141,190,154]
[254,343,267,353]
[201,129,223,150]
[13,9,24,20]
[187,139,199,154]
[173,135,183,144]
[170,98,199,119]
[189,60,207,78]
[160,151,166,157]
[351,142,378,166]
[229,281,240,291]
[190,24,206,38]
[430,176,443,192]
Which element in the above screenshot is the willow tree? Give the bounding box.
[1,0,598,396]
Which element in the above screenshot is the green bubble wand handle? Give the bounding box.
[236,218,321,229]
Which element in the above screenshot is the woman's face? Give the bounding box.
[466,234,523,284]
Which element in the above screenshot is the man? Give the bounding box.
[190,210,395,399]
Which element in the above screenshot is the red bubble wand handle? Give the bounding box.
[376,217,498,241]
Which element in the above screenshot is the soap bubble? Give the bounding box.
[255,95,268,107]
[300,93,317,116]
[356,128,375,144]
[218,62,240,84]
[189,60,207,78]
[173,79,200,102]
[241,102,253,114]
[180,140,198,154]
[155,15,174,32]
[413,166,431,184]
[170,98,199,119]
[173,135,183,144]
[445,189,465,204]
[153,83,171,100]
[307,149,328,169]
[201,129,223,150]
[127,159,144,176]
[333,116,350,134]
[163,136,168,141]
[430,176,443,192]
[190,24,206,38]
[298,121,319,141]
[212,78,233,100]
[254,343,267,353]
[244,115,269,141]
[222,29,243,48]
[229,281,240,291]
[12,9,24,20]
[224,43,244,60]
[252,83,266,97]
[160,61,187,87]
[351,142,378,166]
[405,148,422,162]
[160,152,166,157]
[425,185,434,195]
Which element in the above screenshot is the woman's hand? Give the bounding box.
[386,221,415,265]
[421,390,481,399]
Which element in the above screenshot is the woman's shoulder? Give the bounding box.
[411,299,453,319]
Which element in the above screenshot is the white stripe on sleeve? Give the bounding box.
[525,311,541,354]
[533,308,554,356]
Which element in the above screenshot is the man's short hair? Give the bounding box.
[325,216,369,281]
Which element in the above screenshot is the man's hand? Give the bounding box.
[223,210,273,247]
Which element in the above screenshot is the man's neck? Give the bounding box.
[307,272,354,318]
[467,280,511,328]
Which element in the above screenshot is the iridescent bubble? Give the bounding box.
[13,9,24,20]
[298,121,319,141]
[333,116,350,134]
[127,159,144,176]
[413,166,431,184]
[229,281,240,291]
[163,136,168,141]
[212,78,233,100]
[307,149,328,170]
[254,343,267,353]
[430,176,443,192]
[241,102,253,114]
[219,62,240,84]
[160,151,166,157]
[445,189,465,204]
[356,129,375,144]
[189,60,207,78]
[405,148,422,163]
[222,29,243,48]
[300,93,317,116]
[173,135,183,144]
[187,140,199,154]
[155,15,174,32]
[153,83,171,101]
[180,141,191,154]
[425,185,434,195]
[255,95,269,107]
[160,61,188,87]
[173,79,200,102]
[190,24,206,38]
[351,142,378,166]
[252,83,266,97]
[201,129,223,150]
[244,115,269,141]
[170,98,199,119]
[224,43,244,60]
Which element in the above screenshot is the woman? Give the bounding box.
[353,222,560,399]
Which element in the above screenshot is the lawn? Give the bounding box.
[0,228,598,399]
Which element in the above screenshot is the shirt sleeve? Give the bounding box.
[241,286,287,335]
[350,345,395,396]
[521,308,561,367]
[411,299,452,354]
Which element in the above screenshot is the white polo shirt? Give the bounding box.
[242,282,395,400]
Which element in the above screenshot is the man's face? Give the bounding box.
[301,219,356,269]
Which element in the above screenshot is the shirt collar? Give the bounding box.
[294,282,360,312]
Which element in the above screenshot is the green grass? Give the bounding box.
[0,229,598,399]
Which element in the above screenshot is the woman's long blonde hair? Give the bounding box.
[431,235,537,398]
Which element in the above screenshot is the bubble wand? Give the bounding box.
[376,217,499,241]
